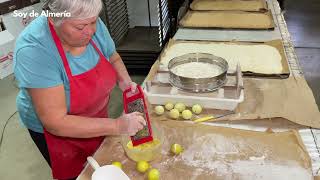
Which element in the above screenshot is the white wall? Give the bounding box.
[0,0,10,3]
[126,0,159,28]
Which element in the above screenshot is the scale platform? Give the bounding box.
[143,64,244,110]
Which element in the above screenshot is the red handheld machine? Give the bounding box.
[123,85,153,146]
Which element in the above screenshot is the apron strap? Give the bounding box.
[48,20,73,78]
[90,39,108,59]
[48,20,107,78]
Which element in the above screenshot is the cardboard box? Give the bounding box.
[1,2,42,37]
[0,29,15,79]
[0,2,42,79]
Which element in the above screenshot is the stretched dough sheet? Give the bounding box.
[159,39,289,78]
[78,120,313,180]
[179,10,275,29]
[190,0,268,12]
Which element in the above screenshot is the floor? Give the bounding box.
[117,27,160,53]
[0,0,319,179]
[284,0,320,108]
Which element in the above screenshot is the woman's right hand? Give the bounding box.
[116,112,146,136]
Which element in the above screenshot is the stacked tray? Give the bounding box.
[100,0,174,73]
[158,0,171,46]
[117,27,161,75]
[178,0,275,30]
[117,0,172,74]
[103,0,129,46]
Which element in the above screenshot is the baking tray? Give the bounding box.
[174,0,281,42]
[179,10,275,29]
[190,0,268,12]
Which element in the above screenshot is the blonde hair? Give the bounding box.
[43,0,102,26]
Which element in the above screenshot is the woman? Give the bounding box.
[13,0,146,179]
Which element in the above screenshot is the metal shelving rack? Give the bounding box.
[158,0,171,47]
[101,0,130,46]
[100,0,173,74]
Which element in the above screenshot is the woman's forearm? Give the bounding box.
[109,52,132,91]
[46,115,118,138]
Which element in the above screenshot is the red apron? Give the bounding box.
[44,21,117,179]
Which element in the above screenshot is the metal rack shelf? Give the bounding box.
[100,0,172,74]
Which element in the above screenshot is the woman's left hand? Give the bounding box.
[128,81,137,93]
[120,81,137,93]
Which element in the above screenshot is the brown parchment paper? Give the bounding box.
[227,76,320,128]
[190,0,268,12]
[190,76,320,128]
[179,10,275,29]
[78,120,313,180]
[147,58,320,128]
[159,39,290,78]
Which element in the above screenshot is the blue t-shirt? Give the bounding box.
[13,16,116,133]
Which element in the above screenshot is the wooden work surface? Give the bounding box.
[77,117,312,180]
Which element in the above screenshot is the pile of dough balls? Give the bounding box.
[154,102,203,120]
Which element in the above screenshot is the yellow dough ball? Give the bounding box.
[148,168,160,180]
[174,103,186,112]
[169,109,180,119]
[154,105,165,115]
[136,161,150,173]
[170,143,183,155]
[192,104,203,115]
[164,102,174,111]
[111,161,122,169]
[181,110,193,120]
